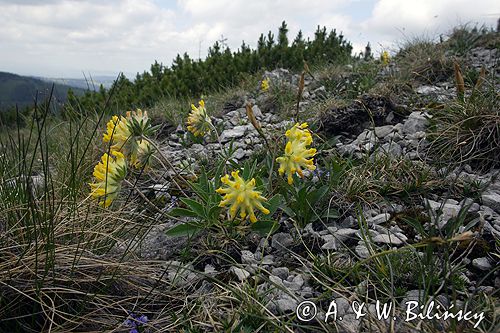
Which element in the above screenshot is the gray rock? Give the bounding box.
[385,131,403,142]
[380,142,403,157]
[367,213,390,225]
[403,112,428,134]
[472,257,492,271]
[341,216,357,228]
[220,126,247,142]
[283,274,304,290]
[275,294,298,313]
[241,250,257,265]
[407,131,426,140]
[416,85,442,95]
[335,297,352,316]
[476,286,494,294]
[482,192,500,213]
[204,264,217,274]
[372,233,405,245]
[355,244,371,259]
[374,125,394,139]
[354,130,377,151]
[230,266,250,281]
[460,198,481,213]
[166,261,197,286]
[337,143,358,155]
[339,313,360,333]
[252,105,263,117]
[262,254,275,265]
[363,208,379,217]
[335,228,359,242]
[385,111,395,123]
[425,199,461,224]
[233,148,247,160]
[327,226,338,234]
[271,267,290,280]
[303,223,320,238]
[272,232,294,250]
[321,238,339,250]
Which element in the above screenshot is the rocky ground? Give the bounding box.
[111,44,499,332]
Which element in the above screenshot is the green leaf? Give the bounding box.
[280,205,294,217]
[180,198,205,218]
[309,185,329,204]
[214,160,226,188]
[251,220,280,235]
[189,182,209,203]
[169,207,198,217]
[266,194,284,215]
[198,167,209,194]
[322,209,339,220]
[208,204,222,219]
[165,222,203,237]
[297,186,308,203]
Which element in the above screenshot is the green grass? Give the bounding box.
[427,72,499,171]
[0,102,179,332]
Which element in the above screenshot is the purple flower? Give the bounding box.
[124,312,148,332]
[124,319,136,328]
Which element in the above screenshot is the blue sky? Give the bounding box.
[0,0,497,78]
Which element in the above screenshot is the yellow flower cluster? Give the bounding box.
[260,77,270,92]
[90,109,155,207]
[216,122,316,222]
[103,115,131,151]
[89,151,127,207]
[187,100,212,137]
[276,123,316,184]
[102,110,153,169]
[381,50,390,65]
[216,171,270,223]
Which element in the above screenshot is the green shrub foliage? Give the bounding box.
[70,22,352,112]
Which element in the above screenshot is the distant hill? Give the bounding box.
[36,75,118,90]
[0,71,85,110]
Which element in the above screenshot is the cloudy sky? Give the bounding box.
[0,0,498,78]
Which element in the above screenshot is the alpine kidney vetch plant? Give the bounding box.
[89,109,158,207]
[276,122,317,184]
[165,117,322,236]
[89,150,128,208]
[186,99,213,137]
[216,170,270,223]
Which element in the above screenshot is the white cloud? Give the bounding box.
[361,0,499,52]
[0,0,497,77]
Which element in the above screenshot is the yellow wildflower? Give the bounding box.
[380,50,390,65]
[103,116,131,151]
[261,77,270,92]
[130,139,153,169]
[187,100,212,137]
[285,122,313,144]
[276,123,316,184]
[216,170,270,223]
[89,150,127,207]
